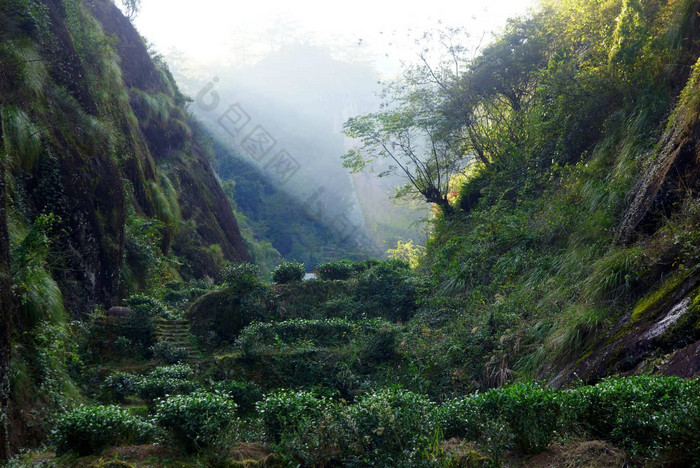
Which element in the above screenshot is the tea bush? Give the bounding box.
[212,379,264,414]
[150,339,189,364]
[136,376,199,405]
[434,383,560,455]
[489,382,561,454]
[257,389,332,443]
[272,261,305,284]
[358,324,400,363]
[274,403,347,466]
[562,375,700,459]
[51,405,156,455]
[221,262,263,289]
[148,363,194,380]
[356,260,417,322]
[236,318,355,355]
[188,281,268,348]
[343,387,436,466]
[155,391,238,452]
[120,295,178,353]
[100,371,141,403]
[432,396,481,440]
[317,260,355,280]
[161,280,213,309]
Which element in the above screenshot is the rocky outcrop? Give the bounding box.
[0,0,249,313]
[551,274,700,387]
[616,58,700,244]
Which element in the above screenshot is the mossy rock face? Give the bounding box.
[188,285,268,347]
[631,272,686,322]
[551,276,700,386]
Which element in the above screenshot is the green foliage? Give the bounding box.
[150,339,189,364]
[357,324,399,363]
[11,213,65,330]
[386,240,425,269]
[486,383,561,454]
[257,389,332,443]
[136,374,199,405]
[51,405,156,455]
[122,216,167,291]
[221,262,263,288]
[562,375,700,459]
[188,280,269,348]
[432,396,481,441]
[150,175,182,228]
[356,259,417,322]
[154,391,238,452]
[236,318,399,356]
[159,279,213,310]
[148,363,194,380]
[0,105,43,171]
[434,383,559,455]
[272,261,305,284]
[317,259,355,280]
[237,318,353,355]
[18,322,82,417]
[119,295,175,353]
[343,387,437,466]
[100,372,140,403]
[211,380,263,415]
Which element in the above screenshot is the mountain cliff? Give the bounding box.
[0,0,250,314]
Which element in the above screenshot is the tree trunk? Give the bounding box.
[0,140,12,463]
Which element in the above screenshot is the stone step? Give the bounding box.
[152,318,200,362]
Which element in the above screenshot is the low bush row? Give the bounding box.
[52,392,237,455]
[235,318,401,356]
[261,376,700,466]
[57,375,699,465]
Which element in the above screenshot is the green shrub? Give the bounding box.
[101,372,141,403]
[221,262,263,288]
[188,282,268,348]
[272,261,305,284]
[317,260,355,280]
[148,363,194,380]
[563,375,700,458]
[150,339,189,364]
[154,391,238,452]
[358,325,399,362]
[356,260,417,322]
[120,295,177,353]
[136,376,199,404]
[274,402,347,466]
[432,396,481,440]
[161,280,212,309]
[490,382,560,454]
[236,318,355,355]
[257,389,332,443]
[113,336,132,355]
[51,405,156,455]
[434,383,559,455]
[343,387,436,466]
[212,380,264,414]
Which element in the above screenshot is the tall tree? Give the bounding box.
[342,30,469,215]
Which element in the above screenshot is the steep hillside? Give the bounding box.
[412,0,700,389]
[0,0,249,311]
[0,0,249,448]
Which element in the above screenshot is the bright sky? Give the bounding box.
[134,0,537,74]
